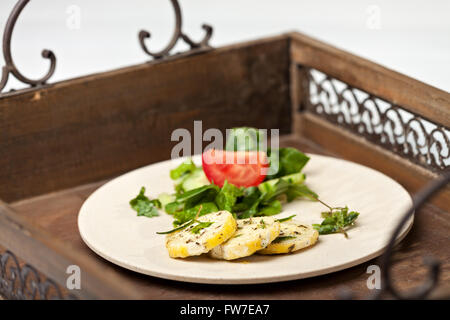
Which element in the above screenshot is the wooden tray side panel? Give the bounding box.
[290,32,450,127]
[0,37,291,202]
[289,32,450,209]
[0,201,141,299]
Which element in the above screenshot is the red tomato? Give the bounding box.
[202,149,268,188]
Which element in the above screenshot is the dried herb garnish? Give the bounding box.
[273,236,296,243]
[191,221,214,234]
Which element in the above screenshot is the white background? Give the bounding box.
[0,0,449,92]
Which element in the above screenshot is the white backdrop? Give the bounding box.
[0,0,449,92]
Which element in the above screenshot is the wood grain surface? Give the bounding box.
[0,35,291,203]
[10,137,450,299]
[1,32,448,299]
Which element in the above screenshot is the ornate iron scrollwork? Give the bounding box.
[0,250,77,300]
[305,68,450,173]
[1,0,213,96]
[138,0,213,59]
[338,171,450,300]
[304,65,450,299]
[0,0,56,95]
[378,171,449,299]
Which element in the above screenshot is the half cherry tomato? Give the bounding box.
[202,149,268,188]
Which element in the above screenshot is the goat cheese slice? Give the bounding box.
[166,210,237,258]
[258,221,318,255]
[209,217,280,260]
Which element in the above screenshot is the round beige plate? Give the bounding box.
[78,154,413,284]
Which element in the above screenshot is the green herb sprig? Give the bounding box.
[191,221,214,234]
[276,215,296,223]
[130,187,161,218]
[312,206,359,238]
[157,205,215,235]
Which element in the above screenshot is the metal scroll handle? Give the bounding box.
[0,0,213,95]
[0,0,56,94]
[139,0,213,59]
[378,171,450,299]
[340,171,450,299]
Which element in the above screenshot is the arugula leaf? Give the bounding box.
[129,187,161,218]
[190,221,214,234]
[170,159,196,180]
[313,206,360,237]
[215,180,243,212]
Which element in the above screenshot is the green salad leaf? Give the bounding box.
[170,159,210,194]
[215,180,243,212]
[170,159,197,180]
[266,147,310,179]
[172,202,218,226]
[129,187,161,218]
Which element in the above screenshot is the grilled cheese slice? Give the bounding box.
[258,221,318,255]
[166,210,237,258]
[209,217,280,260]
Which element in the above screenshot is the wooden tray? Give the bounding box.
[0,32,449,299]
